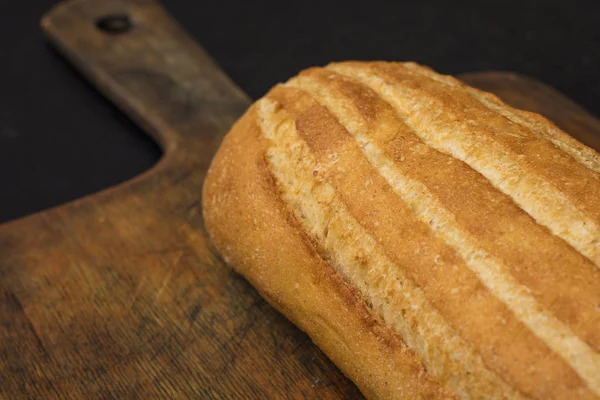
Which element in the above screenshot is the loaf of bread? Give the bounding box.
[202,62,600,399]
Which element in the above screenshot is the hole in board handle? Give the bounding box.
[95,13,133,34]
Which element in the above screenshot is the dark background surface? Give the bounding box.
[1,0,599,224]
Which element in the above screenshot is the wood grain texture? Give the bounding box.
[0,0,598,398]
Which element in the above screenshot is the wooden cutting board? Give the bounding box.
[1,0,599,398]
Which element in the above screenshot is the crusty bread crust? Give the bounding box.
[202,105,452,399]
[202,62,600,399]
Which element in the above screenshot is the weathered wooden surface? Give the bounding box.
[0,0,598,398]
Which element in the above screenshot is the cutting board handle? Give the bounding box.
[42,0,250,162]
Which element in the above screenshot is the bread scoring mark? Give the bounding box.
[326,63,600,396]
[256,97,524,400]
[401,62,600,175]
[290,69,600,354]
[328,63,600,270]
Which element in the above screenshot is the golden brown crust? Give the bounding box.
[202,106,453,399]
[267,84,593,399]
[287,68,600,352]
[325,62,600,270]
[203,62,600,399]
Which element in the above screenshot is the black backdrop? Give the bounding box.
[1,0,599,223]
